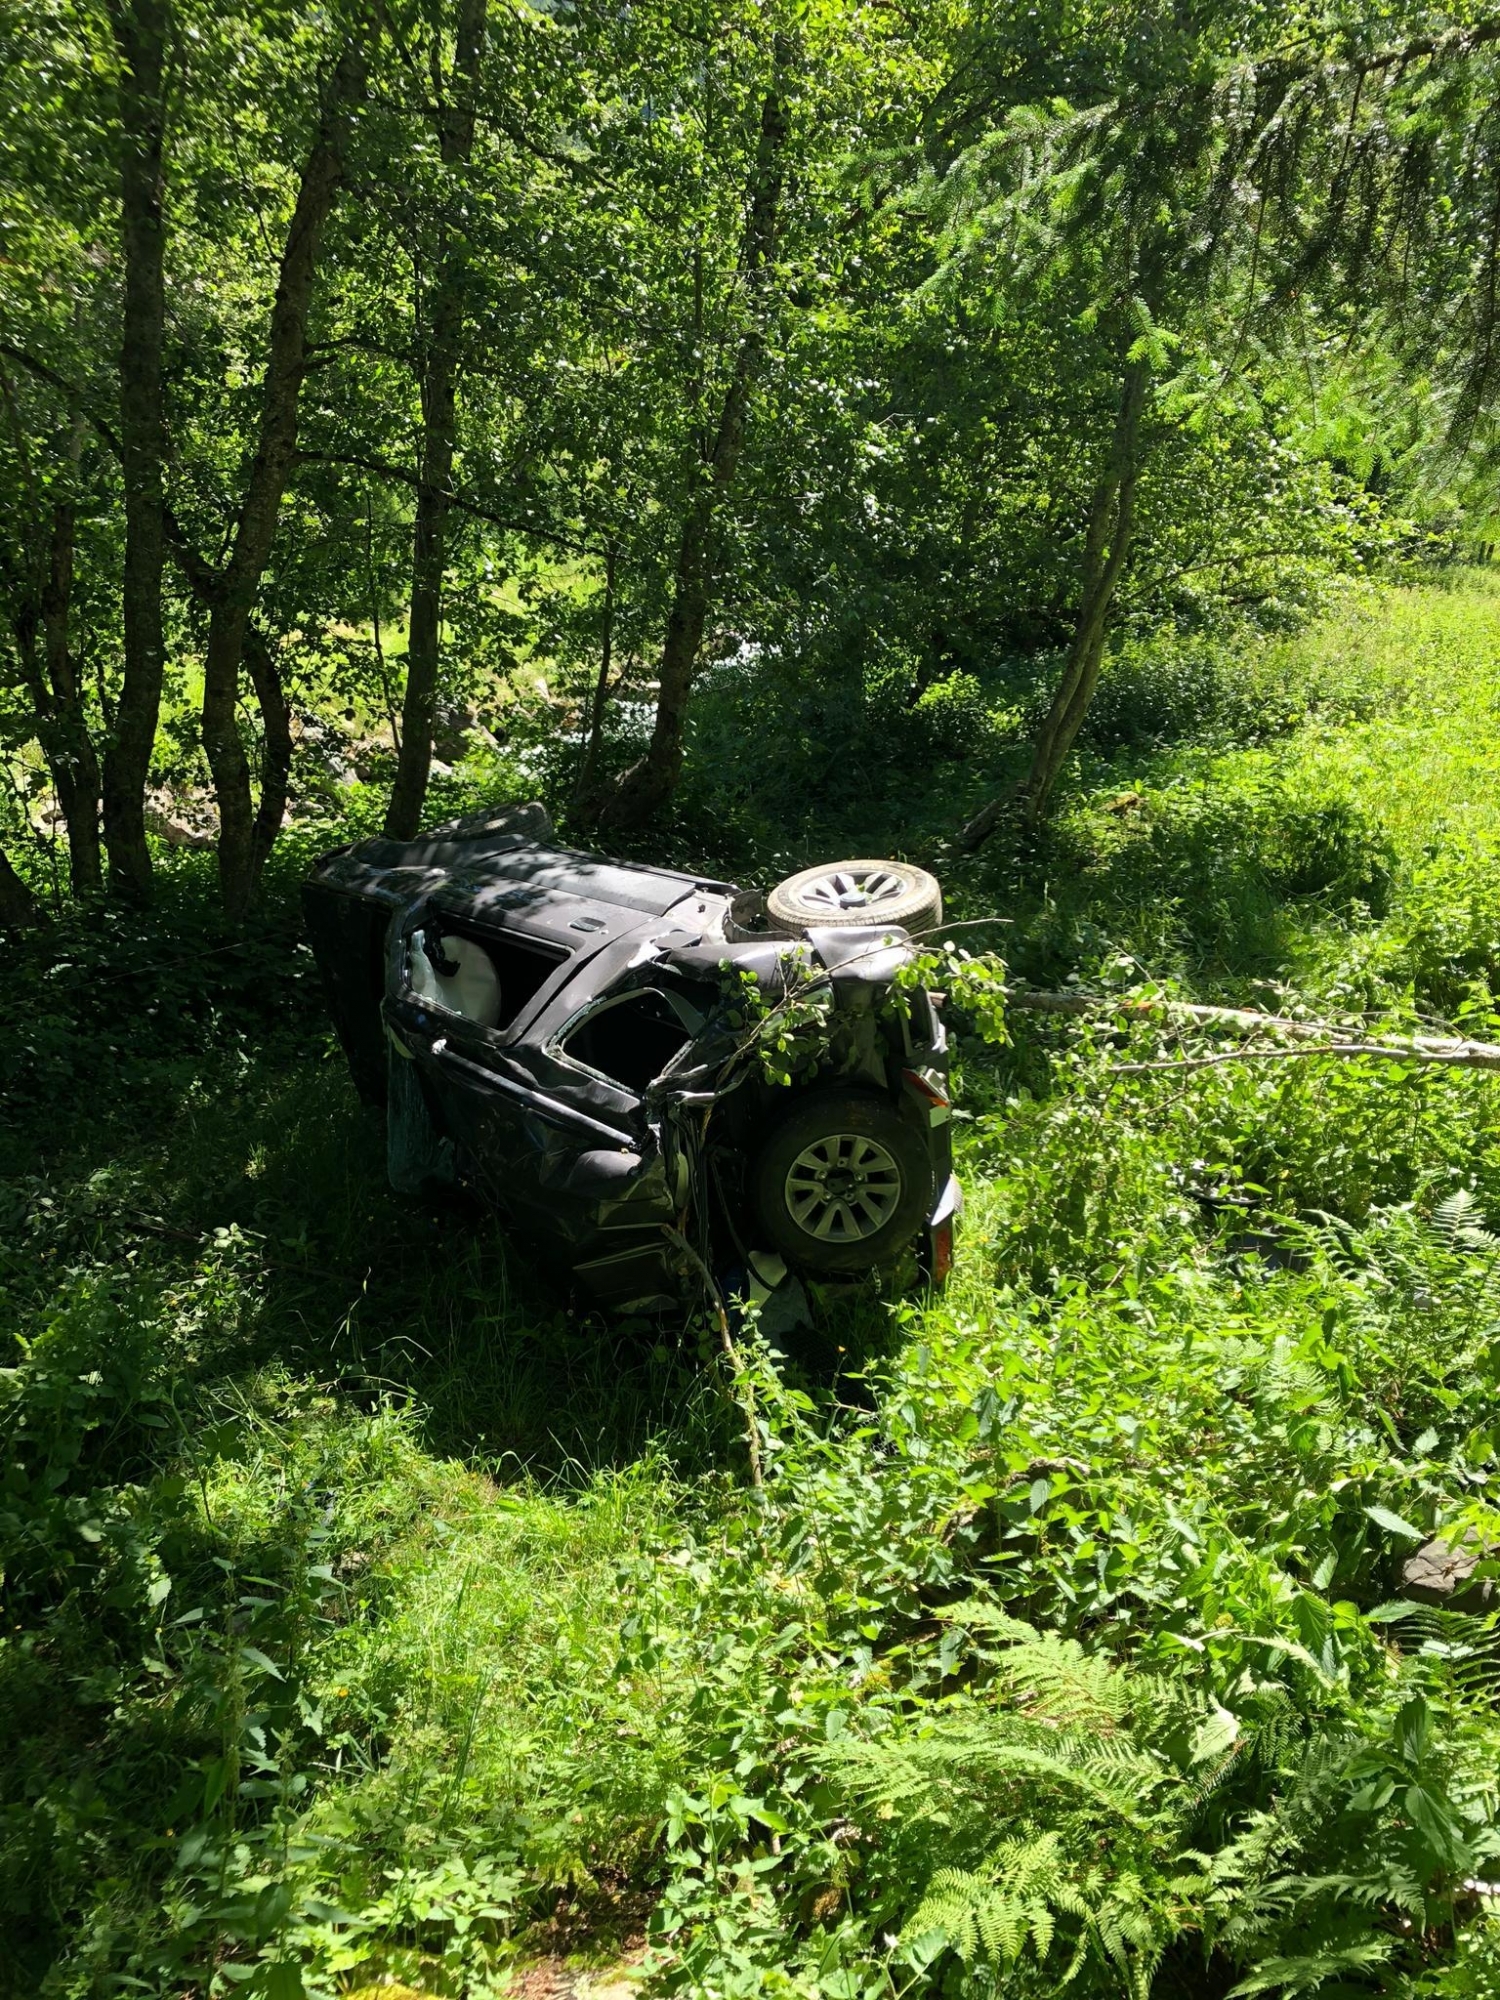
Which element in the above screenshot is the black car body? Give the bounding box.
[303,802,958,1312]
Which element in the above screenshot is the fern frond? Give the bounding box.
[992,1628,1134,1728]
[1433,1186,1500,1253]
[1228,1937,1395,1997]
[1399,1602,1500,1698]
[908,1832,1073,1971]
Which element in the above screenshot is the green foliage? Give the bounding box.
[12,579,1500,1993]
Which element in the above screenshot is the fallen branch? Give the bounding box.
[1004,988,1500,1073]
[1109,1043,1456,1075]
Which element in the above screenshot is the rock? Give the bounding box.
[1402,1532,1496,1612]
[432,702,501,763]
[144,799,216,849]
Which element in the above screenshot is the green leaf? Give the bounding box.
[1191,1705,1239,1765]
[1364,1503,1423,1539]
[240,1646,285,1681]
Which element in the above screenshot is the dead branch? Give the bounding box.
[1004,988,1500,1073]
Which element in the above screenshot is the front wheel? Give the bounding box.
[751,1089,932,1276]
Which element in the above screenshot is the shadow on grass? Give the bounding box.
[10,1052,748,1482]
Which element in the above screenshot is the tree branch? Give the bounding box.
[1005,987,1500,1073]
[295,447,601,555]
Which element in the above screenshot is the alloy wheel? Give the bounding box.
[784,1131,903,1242]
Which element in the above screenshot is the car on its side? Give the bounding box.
[303,802,958,1313]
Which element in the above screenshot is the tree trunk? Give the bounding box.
[0,843,37,927]
[201,39,365,917]
[597,54,788,833]
[0,408,103,899]
[103,0,169,902]
[384,0,488,842]
[40,473,104,896]
[244,622,293,876]
[159,502,287,872]
[960,358,1150,850]
[572,542,617,815]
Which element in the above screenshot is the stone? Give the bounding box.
[144,796,216,848]
[432,702,502,763]
[1401,1531,1497,1613]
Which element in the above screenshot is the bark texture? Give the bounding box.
[201,40,365,916]
[960,358,1150,850]
[103,0,169,901]
[383,0,488,842]
[598,55,788,832]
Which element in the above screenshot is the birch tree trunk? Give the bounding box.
[200,40,365,917]
[102,0,169,901]
[960,358,1150,849]
[383,0,488,842]
[597,53,788,833]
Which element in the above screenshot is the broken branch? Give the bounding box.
[1004,988,1500,1073]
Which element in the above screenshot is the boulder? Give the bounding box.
[1402,1531,1496,1613]
[431,703,501,763]
[144,795,216,849]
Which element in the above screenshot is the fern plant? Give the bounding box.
[827,1613,1211,1995]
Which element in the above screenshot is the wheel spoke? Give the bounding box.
[790,865,914,916]
[782,1128,904,1246]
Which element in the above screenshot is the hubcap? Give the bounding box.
[784,1132,903,1242]
[792,867,909,914]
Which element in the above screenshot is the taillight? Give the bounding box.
[903,1067,950,1121]
[930,1218,955,1287]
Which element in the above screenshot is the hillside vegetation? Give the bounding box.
[6,575,1500,1998]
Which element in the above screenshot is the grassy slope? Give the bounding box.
[6,576,1500,1997]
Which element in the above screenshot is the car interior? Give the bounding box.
[406,923,566,1031]
[558,987,703,1093]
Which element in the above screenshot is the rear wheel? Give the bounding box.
[751,1088,932,1275]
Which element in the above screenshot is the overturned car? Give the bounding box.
[303,802,958,1313]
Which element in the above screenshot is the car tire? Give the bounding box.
[751,1088,933,1276]
[765,858,942,937]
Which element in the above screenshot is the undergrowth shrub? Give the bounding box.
[1003,767,1398,986]
[906,670,1013,759]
